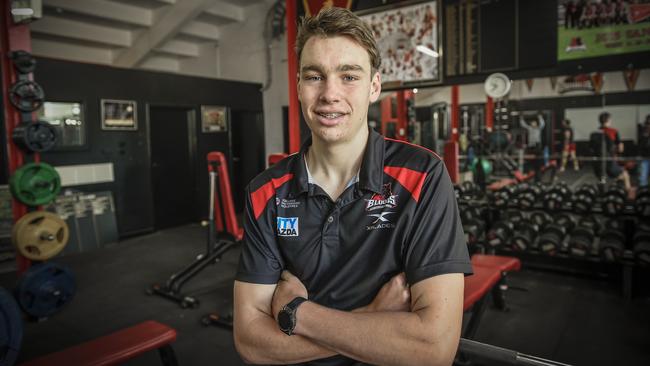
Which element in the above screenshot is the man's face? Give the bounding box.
[298,35,381,145]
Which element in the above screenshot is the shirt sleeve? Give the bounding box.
[402,161,473,285]
[235,186,284,284]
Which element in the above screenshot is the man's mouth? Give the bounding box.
[317,112,345,119]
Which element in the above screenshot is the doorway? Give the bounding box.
[149,106,197,230]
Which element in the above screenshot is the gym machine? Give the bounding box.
[148,152,242,308]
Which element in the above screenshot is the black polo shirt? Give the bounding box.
[236,129,472,366]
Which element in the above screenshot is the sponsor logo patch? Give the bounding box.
[280,198,300,209]
[366,212,396,231]
[365,183,398,212]
[277,217,299,237]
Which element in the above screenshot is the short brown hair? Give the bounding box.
[296,7,381,73]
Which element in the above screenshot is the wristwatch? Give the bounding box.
[277,297,308,335]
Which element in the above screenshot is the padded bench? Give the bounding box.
[462,255,522,340]
[19,320,178,366]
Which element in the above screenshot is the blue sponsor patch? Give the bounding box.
[277,217,299,237]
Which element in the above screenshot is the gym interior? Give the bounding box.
[1,0,649,365]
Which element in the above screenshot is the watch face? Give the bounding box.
[278,310,292,331]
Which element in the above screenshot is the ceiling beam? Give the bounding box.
[204,2,244,22]
[155,39,200,58]
[113,0,218,67]
[32,38,114,65]
[43,0,153,27]
[180,20,220,42]
[31,16,132,47]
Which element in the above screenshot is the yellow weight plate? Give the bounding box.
[11,211,69,261]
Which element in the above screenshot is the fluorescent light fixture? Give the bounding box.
[11,8,34,16]
[416,45,439,58]
[412,88,419,94]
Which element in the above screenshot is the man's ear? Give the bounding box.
[369,71,382,103]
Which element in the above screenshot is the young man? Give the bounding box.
[596,112,631,190]
[559,119,579,172]
[233,7,472,366]
[520,113,546,181]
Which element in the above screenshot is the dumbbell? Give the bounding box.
[459,181,484,201]
[516,183,542,210]
[461,205,486,247]
[542,183,571,212]
[573,184,598,214]
[512,220,539,252]
[568,224,597,258]
[633,221,650,266]
[599,219,626,263]
[538,213,575,256]
[492,185,516,209]
[635,187,650,217]
[603,184,626,216]
[530,211,552,230]
[538,224,567,256]
[486,220,514,250]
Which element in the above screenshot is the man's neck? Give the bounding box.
[306,128,369,200]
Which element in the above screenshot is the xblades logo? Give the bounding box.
[366,212,396,231]
[368,212,394,224]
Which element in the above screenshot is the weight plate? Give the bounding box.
[12,121,59,153]
[15,263,76,318]
[9,163,61,206]
[11,211,69,261]
[0,287,23,366]
[9,80,44,112]
[10,50,36,74]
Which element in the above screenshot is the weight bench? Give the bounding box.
[471,254,521,311]
[463,255,521,340]
[19,320,178,366]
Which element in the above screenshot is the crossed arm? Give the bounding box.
[233,271,464,366]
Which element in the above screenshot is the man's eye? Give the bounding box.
[343,75,359,81]
[305,75,322,81]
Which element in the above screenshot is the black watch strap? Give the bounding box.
[278,297,308,335]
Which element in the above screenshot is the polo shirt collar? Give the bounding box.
[289,128,385,196]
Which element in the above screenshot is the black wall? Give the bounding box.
[16,58,265,238]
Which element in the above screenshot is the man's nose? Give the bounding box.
[319,78,341,103]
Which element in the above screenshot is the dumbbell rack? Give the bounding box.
[457,183,648,300]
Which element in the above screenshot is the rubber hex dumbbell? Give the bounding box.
[633,232,650,266]
[538,223,567,256]
[492,185,516,209]
[516,183,541,210]
[568,225,596,258]
[573,184,598,214]
[461,205,486,247]
[603,184,626,216]
[599,219,626,263]
[635,187,650,217]
[512,220,539,252]
[486,220,514,250]
[530,211,552,230]
[543,183,571,212]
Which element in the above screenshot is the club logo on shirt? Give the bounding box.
[366,211,396,231]
[365,183,398,212]
[277,217,299,237]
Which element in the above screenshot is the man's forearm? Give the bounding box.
[293,302,456,366]
[235,312,336,364]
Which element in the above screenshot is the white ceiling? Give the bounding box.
[29,0,269,72]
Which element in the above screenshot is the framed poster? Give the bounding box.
[359,0,442,89]
[558,0,650,61]
[201,105,228,133]
[101,99,137,130]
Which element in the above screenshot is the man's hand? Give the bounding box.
[272,270,308,320]
[365,272,410,312]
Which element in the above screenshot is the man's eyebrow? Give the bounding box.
[300,64,365,73]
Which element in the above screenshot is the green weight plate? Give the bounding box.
[9,163,61,206]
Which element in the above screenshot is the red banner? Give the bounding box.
[590,73,604,94]
[624,69,640,91]
[525,79,534,92]
[630,4,650,24]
